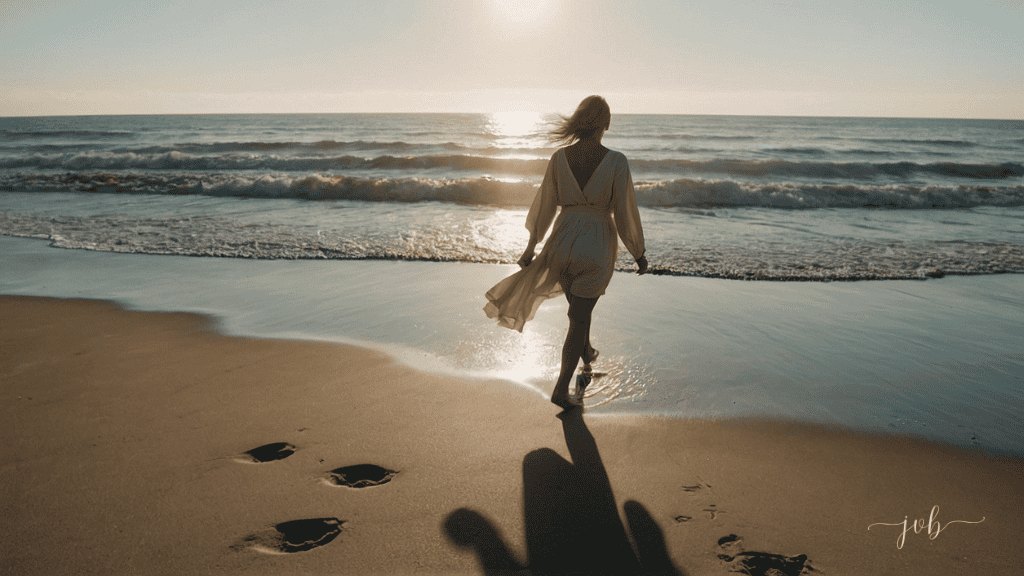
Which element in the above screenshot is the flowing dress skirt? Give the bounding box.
[484,207,617,332]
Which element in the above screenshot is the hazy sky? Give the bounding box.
[2,0,1021,118]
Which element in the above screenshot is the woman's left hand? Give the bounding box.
[636,255,649,275]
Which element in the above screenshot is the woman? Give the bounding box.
[483,96,648,410]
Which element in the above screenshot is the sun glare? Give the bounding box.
[494,0,550,24]
[489,111,543,137]
[486,111,546,150]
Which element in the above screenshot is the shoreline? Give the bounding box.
[2,294,1021,575]
[3,235,1024,457]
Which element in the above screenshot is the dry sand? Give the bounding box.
[1,295,1021,575]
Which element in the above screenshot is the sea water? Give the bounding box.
[2,113,1022,279]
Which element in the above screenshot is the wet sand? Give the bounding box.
[4,235,1023,455]
[2,295,1020,575]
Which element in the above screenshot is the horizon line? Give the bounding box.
[2,111,1021,122]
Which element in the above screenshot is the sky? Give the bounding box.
[1,0,1022,118]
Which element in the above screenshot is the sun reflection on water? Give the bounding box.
[459,302,653,411]
[469,210,533,262]
[486,111,547,149]
[482,328,560,384]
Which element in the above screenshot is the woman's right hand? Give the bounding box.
[517,239,538,268]
[518,248,535,268]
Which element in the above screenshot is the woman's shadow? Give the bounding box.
[444,410,686,575]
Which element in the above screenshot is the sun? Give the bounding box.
[493,0,551,24]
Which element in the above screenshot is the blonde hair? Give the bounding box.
[548,95,611,145]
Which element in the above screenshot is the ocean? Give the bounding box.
[1,113,1022,280]
[2,113,1023,455]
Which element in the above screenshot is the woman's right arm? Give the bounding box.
[517,236,539,267]
[520,153,559,267]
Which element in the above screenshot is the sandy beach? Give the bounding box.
[2,293,1021,575]
[3,3,1023,573]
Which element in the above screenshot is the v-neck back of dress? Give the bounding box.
[562,147,610,194]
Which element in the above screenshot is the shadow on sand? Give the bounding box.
[444,409,686,575]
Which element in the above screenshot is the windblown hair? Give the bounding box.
[548,95,611,145]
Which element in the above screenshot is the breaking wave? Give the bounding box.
[4,171,1022,209]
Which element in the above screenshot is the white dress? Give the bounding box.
[483,148,646,332]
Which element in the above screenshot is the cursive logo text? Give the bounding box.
[868,505,985,549]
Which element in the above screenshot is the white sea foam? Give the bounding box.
[2,207,1021,281]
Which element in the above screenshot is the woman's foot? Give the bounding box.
[573,372,590,401]
[551,387,582,410]
[583,346,599,366]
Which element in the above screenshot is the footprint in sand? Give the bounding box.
[703,504,723,520]
[233,518,344,554]
[681,480,712,494]
[675,480,723,522]
[716,534,817,576]
[325,464,398,488]
[234,442,296,463]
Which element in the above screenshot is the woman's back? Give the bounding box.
[541,148,628,215]
[564,142,610,192]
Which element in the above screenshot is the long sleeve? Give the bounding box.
[525,153,559,241]
[612,153,645,260]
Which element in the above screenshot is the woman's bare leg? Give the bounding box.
[563,291,597,364]
[551,294,598,409]
[583,322,595,364]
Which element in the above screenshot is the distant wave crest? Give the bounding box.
[0,150,549,175]
[859,138,976,147]
[3,150,1022,181]
[643,133,756,141]
[0,129,136,140]
[633,158,1024,180]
